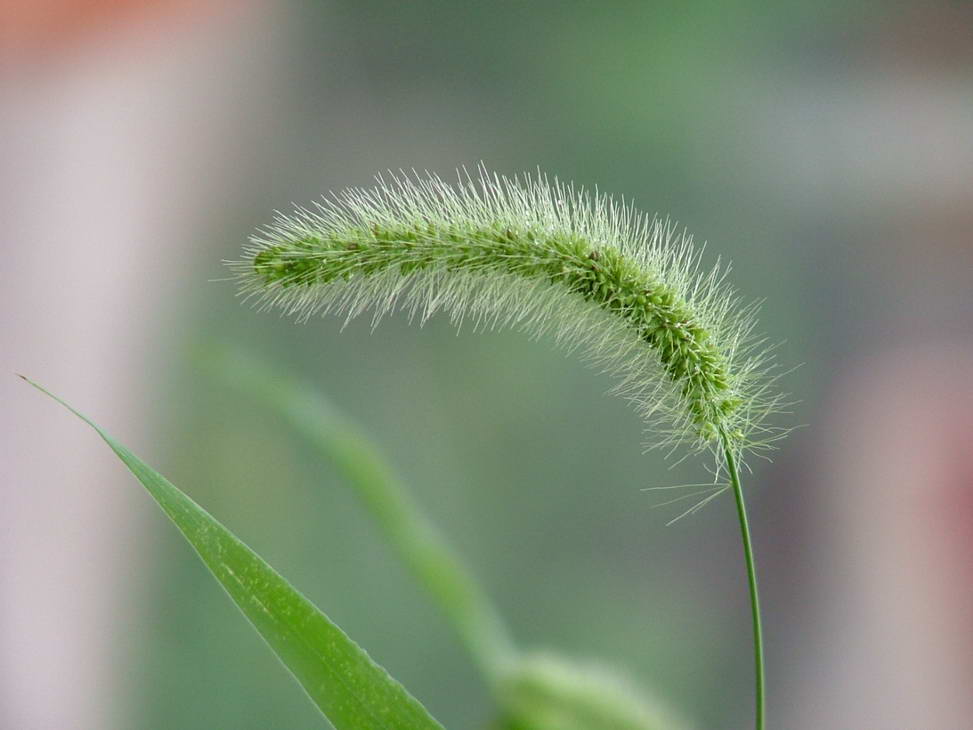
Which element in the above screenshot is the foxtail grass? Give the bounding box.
[232,166,791,729]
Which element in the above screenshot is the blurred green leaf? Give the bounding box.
[202,344,515,682]
[201,348,693,730]
[494,652,690,730]
[22,376,445,730]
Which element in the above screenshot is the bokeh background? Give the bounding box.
[3,1,972,728]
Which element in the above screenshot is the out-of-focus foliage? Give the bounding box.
[494,652,688,730]
[208,346,693,729]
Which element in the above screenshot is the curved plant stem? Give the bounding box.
[722,437,765,730]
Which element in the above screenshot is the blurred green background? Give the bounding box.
[5,1,972,728]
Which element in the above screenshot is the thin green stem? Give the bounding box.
[722,437,765,730]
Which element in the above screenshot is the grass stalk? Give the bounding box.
[722,437,764,730]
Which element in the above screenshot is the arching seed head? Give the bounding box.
[231,166,789,463]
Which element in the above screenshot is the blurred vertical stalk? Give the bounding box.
[204,346,516,682]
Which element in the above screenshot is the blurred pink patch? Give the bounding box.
[1,0,234,69]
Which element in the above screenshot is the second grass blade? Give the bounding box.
[203,346,515,682]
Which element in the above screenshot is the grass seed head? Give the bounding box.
[231,166,787,462]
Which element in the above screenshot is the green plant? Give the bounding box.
[232,168,789,729]
[205,344,690,730]
[22,376,444,730]
[24,167,788,729]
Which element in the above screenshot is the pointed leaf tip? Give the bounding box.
[26,383,445,730]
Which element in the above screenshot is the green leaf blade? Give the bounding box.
[23,377,444,730]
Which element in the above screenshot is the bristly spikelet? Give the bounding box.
[230,166,786,460]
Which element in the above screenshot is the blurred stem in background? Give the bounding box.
[201,344,516,684]
[202,344,691,730]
